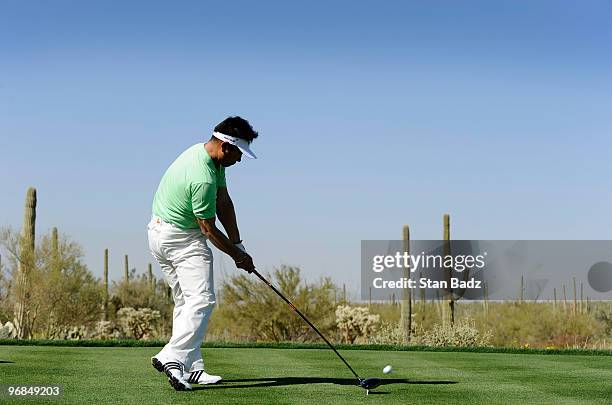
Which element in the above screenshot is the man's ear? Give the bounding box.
[221,142,240,154]
[221,141,231,153]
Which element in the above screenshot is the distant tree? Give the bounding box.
[217,265,337,342]
[0,227,104,338]
[0,253,12,324]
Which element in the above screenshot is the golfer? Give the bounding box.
[147,116,258,391]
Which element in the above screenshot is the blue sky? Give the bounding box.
[1,1,611,297]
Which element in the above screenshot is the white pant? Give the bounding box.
[147,216,216,372]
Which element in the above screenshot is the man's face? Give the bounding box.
[220,143,243,167]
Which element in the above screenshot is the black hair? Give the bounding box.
[213,116,259,144]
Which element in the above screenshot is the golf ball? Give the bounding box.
[383,365,392,374]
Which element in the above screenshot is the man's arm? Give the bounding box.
[197,216,255,273]
[216,186,241,243]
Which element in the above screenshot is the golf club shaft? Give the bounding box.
[252,270,362,382]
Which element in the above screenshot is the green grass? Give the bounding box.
[0,346,610,404]
[2,339,610,356]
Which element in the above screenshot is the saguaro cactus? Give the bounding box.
[442,213,455,326]
[148,263,154,294]
[400,225,412,342]
[14,187,37,339]
[580,282,584,314]
[483,281,489,317]
[573,277,577,315]
[51,227,59,263]
[124,254,129,283]
[104,249,109,321]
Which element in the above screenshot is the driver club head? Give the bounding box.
[359,377,382,390]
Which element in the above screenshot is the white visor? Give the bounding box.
[212,131,257,159]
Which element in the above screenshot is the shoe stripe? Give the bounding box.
[188,373,197,383]
[187,370,201,383]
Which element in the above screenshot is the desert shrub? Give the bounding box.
[335,305,379,344]
[367,321,406,345]
[110,272,173,338]
[46,325,88,340]
[367,303,401,324]
[594,306,612,337]
[368,299,611,349]
[209,266,337,342]
[111,270,159,310]
[0,321,16,338]
[415,318,491,347]
[89,320,122,340]
[116,307,160,340]
[370,301,445,332]
[467,302,607,348]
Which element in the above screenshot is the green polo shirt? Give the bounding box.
[152,143,226,229]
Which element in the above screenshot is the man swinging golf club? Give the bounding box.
[147,116,258,391]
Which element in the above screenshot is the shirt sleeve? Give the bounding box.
[217,166,226,188]
[191,182,217,219]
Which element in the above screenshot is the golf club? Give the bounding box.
[251,269,382,393]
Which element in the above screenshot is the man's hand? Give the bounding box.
[234,252,255,273]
